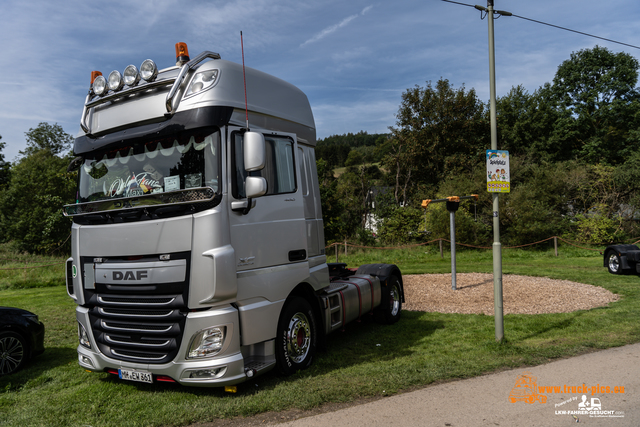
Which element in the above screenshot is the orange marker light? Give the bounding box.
[175,42,190,63]
[90,71,103,84]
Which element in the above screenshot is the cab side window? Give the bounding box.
[233,133,296,199]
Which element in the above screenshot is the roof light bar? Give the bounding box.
[108,70,124,92]
[123,65,140,87]
[90,71,103,85]
[140,59,158,82]
[92,74,108,96]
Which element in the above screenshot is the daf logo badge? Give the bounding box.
[112,271,149,280]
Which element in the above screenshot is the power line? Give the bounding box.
[441,0,640,50]
[513,14,640,50]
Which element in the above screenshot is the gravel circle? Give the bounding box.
[402,273,619,315]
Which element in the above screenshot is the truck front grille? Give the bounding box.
[83,252,190,365]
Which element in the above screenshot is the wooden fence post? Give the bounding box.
[554,236,558,257]
[439,239,444,259]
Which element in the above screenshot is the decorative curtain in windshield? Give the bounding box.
[78,130,220,203]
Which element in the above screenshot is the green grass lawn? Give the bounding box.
[1,245,639,427]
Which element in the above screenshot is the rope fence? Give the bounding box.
[326,235,627,262]
[0,233,637,270]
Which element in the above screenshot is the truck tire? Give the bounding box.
[374,275,402,325]
[606,251,622,275]
[0,331,27,376]
[276,297,317,376]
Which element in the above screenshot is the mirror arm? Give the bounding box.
[242,197,253,215]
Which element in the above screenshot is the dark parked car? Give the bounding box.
[0,307,45,375]
[602,244,640,275]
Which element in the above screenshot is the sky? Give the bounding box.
[1,0,639,162]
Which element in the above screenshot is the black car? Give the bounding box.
[603,244,640,275]
[0,307,45,375]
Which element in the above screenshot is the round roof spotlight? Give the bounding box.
[108,70,124,92]
[123,64,140,87]
[92,75,108,96]
[140,59,158,82]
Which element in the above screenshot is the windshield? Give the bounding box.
[77,129,220,203]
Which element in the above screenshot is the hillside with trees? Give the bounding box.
[318,45,640,247]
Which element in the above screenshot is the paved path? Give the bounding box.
[271,343,639,426]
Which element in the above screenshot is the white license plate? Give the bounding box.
[118,368,153,384]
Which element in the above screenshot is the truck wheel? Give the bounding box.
[374,275,402,325]
[607,251,622,275]
[0,332,27,376]
[276,297,317,376]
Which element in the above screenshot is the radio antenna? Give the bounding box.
[241,31,249,130]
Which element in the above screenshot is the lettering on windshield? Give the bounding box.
[106,173,164,198]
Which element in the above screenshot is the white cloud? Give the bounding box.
[300,5,374,47]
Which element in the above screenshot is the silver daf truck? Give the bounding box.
[64,43,403,387]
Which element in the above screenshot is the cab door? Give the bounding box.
[227,127,308,270]
[227,128,309,345]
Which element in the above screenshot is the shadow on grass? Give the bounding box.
[518,312,585,342]
[0,347,77,391]
[315,311,443,368]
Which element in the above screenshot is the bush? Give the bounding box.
[574,208,625,244]
[378,206,424,245]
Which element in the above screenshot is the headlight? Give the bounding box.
[186,326,225,359]
[108,70,124,92]
[78,322,91,349]
[92,75,108,96]
[140,59,158,82]
[185,69,219,98]
[22,313,39,324]
[123,64,140,87]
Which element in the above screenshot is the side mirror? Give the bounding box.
[244,132,265,171]
[245,176,267,198]
[67,156,83,172]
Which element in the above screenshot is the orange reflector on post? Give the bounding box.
[175,42,190,63]
[90,71,102,84]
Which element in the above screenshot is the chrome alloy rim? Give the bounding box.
[286,312,311,364]
[608,253,620,273]
[0,336,24,375]
[390,284,401,317]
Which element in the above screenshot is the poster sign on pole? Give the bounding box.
[486,150,510,193]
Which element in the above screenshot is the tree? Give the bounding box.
[20,122,73,157]
[0,136,10,188]
[550,45,640,164]
[337,164,383,232]
[386,79,488,205]
[0,123,76,253]
[496,85,564,161]
[317,159,346,243]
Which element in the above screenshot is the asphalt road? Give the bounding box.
[270,342,639,426]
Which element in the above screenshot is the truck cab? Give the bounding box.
[64,43,403,387]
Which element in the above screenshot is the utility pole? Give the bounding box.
[488,0,504,343]
[475,0,510,341]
